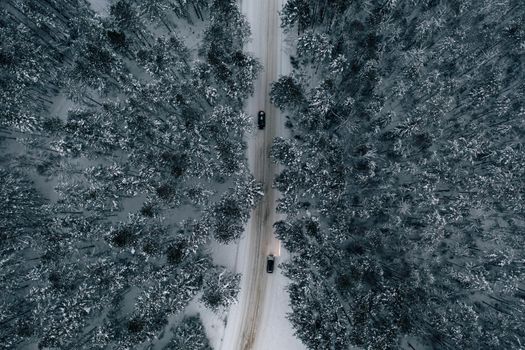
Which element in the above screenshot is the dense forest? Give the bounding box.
[0,0,259,348]
[272,0,525,349]
[3,0,525,349]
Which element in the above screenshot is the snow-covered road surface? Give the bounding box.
[215,0,306,349]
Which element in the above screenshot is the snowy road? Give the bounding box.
[216,0,305,349]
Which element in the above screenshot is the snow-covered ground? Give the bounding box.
[86,0,109,17]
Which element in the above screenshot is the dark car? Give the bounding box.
[258,111,266,129]
[266,254,275,273]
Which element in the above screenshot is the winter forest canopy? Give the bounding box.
[272,0,525,349]
[1,0,259,348]
[1,0,524,349]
